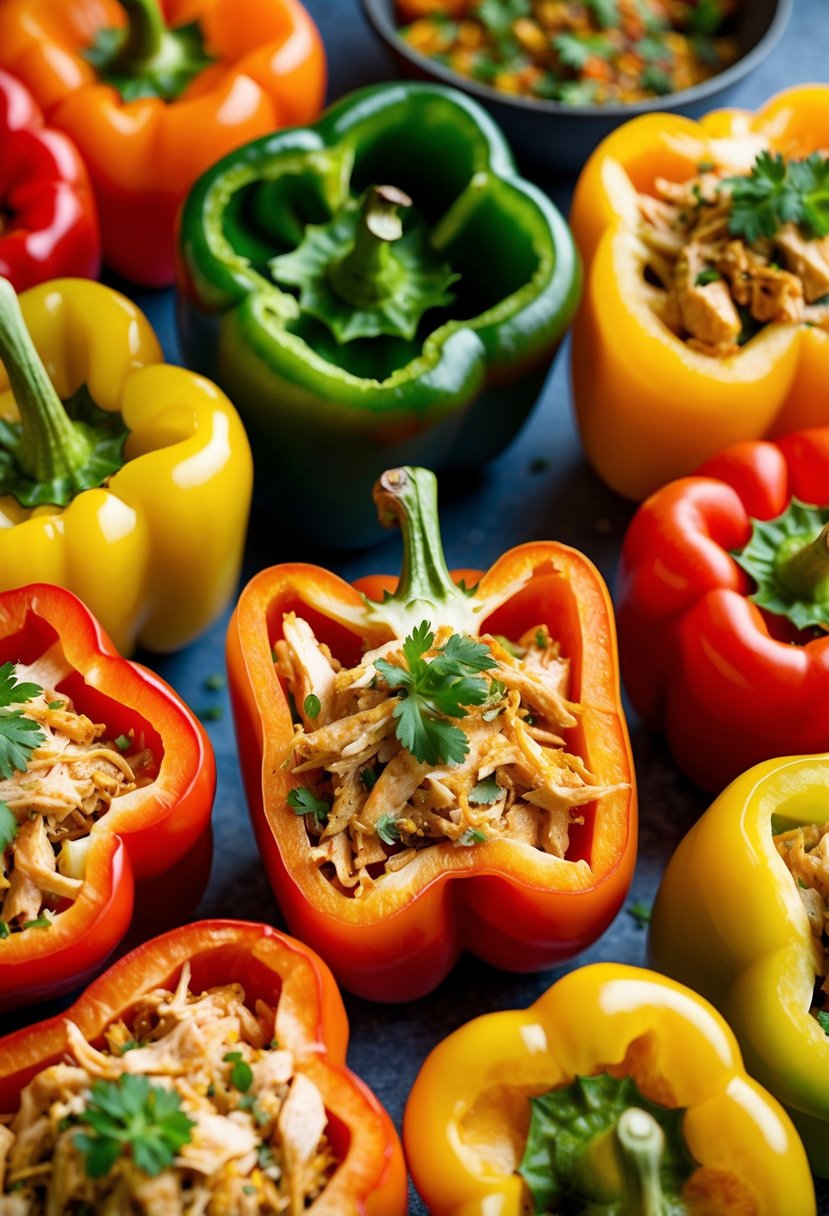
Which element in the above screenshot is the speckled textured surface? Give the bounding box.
[2,1,827,1210]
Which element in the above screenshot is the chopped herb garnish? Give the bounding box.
[817,1010,829,1035]
[0,920,9,939]
[695,268,722,286]
[118,1039,145,1054]
[459,828,488,846]
[0,662,45,780]
[23,913,52,930]
[636,36,673,63]
[113,734,132,752]
[626,901,652,928]
[696,161,716,173]
[585,0,619,27]
[724,151,829,243]
[534,628,548,649]
[468,776,501,805]
[258,1142,275,1168]
[554,32,613,71]
[204,673,226,691]
[304,693,321,719]
[224,1051,254,1093]
[74,1074,195,1178]
[375,814,401,846]
[287,786,330,828]
[48,699,64,710]
[689,0,725,35]
[493,635,525,659]
[360,767,377,791]
[0,801,18,852]
[199,705,224,722]
[641,63,673,95]
[239,1092,270,1124]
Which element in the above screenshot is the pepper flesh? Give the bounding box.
[650,754,829,1179]
[227,468,635,1001]
[617,426,829,792]
[570,85,829,501]
[0,583,215,1011]
[0,70,99,291]
[0,919,407,1213]
[403,962,815,1215]
[0,0,326,286]
[0,277,252,655]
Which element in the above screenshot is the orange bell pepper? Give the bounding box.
[570,85,829,501]
[0,0,326,286]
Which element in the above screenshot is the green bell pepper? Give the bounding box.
[177,82,580,547]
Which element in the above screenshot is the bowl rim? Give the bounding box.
[359,0,794,118]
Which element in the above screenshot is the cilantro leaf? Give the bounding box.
[459,828,488,845]
[0,663,42,709]
[724,152,829,243]
[375,814,400,845]
[554,33,613,70]
[0,662,45,780]
[375,624,497,765]
[75,1075,194,1179]
[695,268,722,285]
[287,787,329,828]
[0,802,18,853]
[224,1051,253,1093]
[817,1010,829,1035]
[468,776,501,805]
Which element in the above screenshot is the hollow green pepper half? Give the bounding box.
[176,82,580,547]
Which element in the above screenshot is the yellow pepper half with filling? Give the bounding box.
[570,85,829,501]
[403,962,815,1215]
[0,277,252,654]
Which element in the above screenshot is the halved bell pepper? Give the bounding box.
[0,275,252,655]
[0,582,215,1011]
[0,0,326,286]
[0,919,407,1211]
[179,82,581,547]
[617,426,829,792]
[650,753,829,1178]
[0,70,99,291]
[403,962,814,1215]
[570,85,829,501]
[227,466,635,1002]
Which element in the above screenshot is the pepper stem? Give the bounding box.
[114,0,167,65]
[615,1108,666,1216]
[775,524,829,601]
[0,277,92,483]
[329,186,411,309]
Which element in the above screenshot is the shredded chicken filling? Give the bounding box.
[276,617,623,897]
[774,822,829,1022]
[0,964,334,1215]
[0,670,153,932]
[637,159,829,357]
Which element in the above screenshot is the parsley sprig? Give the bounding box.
[0,801,18,853]
[724,151,829,243]
[0,662,45,780]
[74,1075,195,1178]
[375,623,497,765]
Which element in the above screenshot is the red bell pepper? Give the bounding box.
[228,467,636,1002]
[0,583,215,1010]
[0,70,99,290]
[0,919,407,1214]
[618,427,829,791]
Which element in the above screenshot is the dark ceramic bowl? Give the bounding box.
[360,0,792,173]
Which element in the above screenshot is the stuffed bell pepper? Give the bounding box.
[570,85,829,500]
[0,70,99,291]
[0,919,407,1212]
[0,275,252,655]
[404,962,815,1215]
[0,583,215,1011]
[227,466,635,1001]
[0,0,326,286]
[618,426,829,791]
[650,752,829,1178]
[179,82,580,546]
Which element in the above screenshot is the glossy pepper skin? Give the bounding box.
[178,82,581,547]
[0,919,407,1212]
[569,85,829,501]
[0,583,215,1012]
[227,468,635,1002]
[403,962,815,1215]
[0,70,99,291]
[617,427,829,792]
[0,0,326,287]
[650,755,829,1178]
[0,277,252,655]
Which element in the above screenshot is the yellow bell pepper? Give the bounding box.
[650,753,829,1178]
[0,277,252,653]
[403,962,814,1215]
[570,85,829,501]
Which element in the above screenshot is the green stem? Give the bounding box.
[329,186,411,308]
[775,524,829,600]
[615,1108,666,1216]
[114,0,167,65]
[0,277,91,483]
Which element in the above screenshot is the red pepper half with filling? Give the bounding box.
[0,70,99,291]
[0,583,215,1010]
[0,920,407,1214]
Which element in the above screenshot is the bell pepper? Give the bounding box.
[178,82,581,547]
[0,70,99,292]
[0,918,407,1211]
[0,582,215,1011]
[0,0,326,287]
[403,961,815,1215]
[650,753,829,1178]
[569,85,829,501]
[0,274,252,655]
[617,426,829,792]
[227,466,635,1002]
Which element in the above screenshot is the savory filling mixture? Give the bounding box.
[0,964,334,1214]
[276,616,621,897]
[774,823,829,1028]
[638,150,829,356]
[0,660,152,935]
[398,0,739,106]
